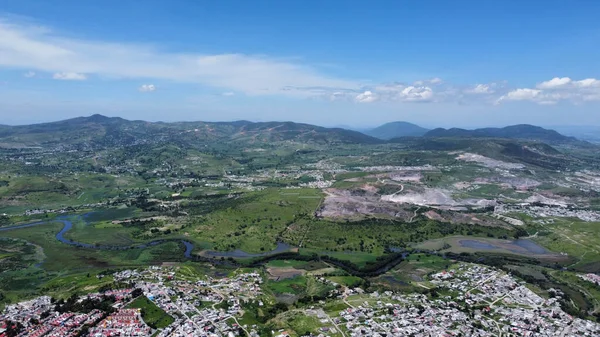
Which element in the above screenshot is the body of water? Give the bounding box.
[459,239,550,255]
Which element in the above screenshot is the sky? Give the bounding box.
[1,0,600,128]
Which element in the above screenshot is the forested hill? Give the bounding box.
[0,114,382,148]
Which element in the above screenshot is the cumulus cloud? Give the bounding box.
[138,84,156,92]
[537,77,571,89]
[464,84,494,94]
[53,72,86,80]
[23,70,35,78]
[498,77,600,105]
[355,90,377,103]
[400,86,433,102]
[504,88,541,101]
[574,78,600,88]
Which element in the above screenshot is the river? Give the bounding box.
[0,216,294,260]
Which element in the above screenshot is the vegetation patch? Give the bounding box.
[127,296,175,329]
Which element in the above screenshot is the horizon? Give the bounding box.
[1,1,600,126]
[3,113,600,134]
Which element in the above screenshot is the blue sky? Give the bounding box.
[1,0,599,127]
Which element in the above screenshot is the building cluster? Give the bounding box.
[316,264,600,336]
[497,204,600,222]
[3,264,600,337]
[88,309,150,337]
[578,273,600,286]
[0,295,114,337]
[115,266,264,337]
[1,266,265,337]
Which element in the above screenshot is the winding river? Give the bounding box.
[0,216,292,260]
[0,218,195,258]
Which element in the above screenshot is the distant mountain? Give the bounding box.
[424,124,578,144]
[0,115,381,148]
[365,121,429,140]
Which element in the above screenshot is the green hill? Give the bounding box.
[0,115,381,148]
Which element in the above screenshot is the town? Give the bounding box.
[2,263,599,337]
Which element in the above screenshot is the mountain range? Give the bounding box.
[0,115,587,149]
[0,114,381,148]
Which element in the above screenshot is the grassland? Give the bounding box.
[527,218,600,271]
[271,311,342,337]
[326,276,364,288]
[127,296,175,329]
[187,188,322,253]
[373,253,451,290]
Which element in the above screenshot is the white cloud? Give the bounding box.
[355,90,377,103]
[498,77,600,105]
[464,84,494,94]
[53,72,86,80]
[537,77,571,89]
[413,78,442,86]
[0,18,358,96]
[400,86,433,102]
[138,84,156,92]
[2,17,599,108]
[505,88,541,100]
[574,78,600,88]
[23,70,35,78]
[221,92,235,96]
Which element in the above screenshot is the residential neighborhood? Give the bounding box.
[2,264,599,337]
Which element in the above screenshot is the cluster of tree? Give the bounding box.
[54,294,116,314]
[0,320,23,337]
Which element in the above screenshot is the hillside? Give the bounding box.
[387,136,591,170]
[424,124,578,144]
[0,115,381,148]
[365,121,429,140]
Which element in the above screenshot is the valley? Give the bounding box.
[1,116,600,336]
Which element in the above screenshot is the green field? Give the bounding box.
[326,276,364,288]
[528,218,600,271]
[268,275,307,295]
[187,188,322,253]
[127,296,175,329]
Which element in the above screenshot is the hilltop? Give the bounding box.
[364,121,430,140]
